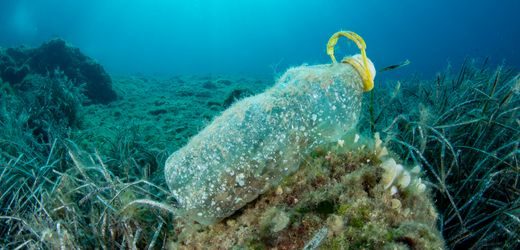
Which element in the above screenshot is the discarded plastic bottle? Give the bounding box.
[165,31,376,225]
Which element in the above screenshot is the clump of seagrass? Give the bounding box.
[365,58,519,249]
[0,68,175,248]
[0,71,85,246]
[1,141,175,249]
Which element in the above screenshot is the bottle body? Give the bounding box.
[165,62,366,225]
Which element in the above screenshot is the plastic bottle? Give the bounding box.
[165,31,376,225]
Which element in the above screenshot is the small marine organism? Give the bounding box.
[379,59,411,72]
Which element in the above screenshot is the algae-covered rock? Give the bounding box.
[0,39,117,104]
[171,133,445,249]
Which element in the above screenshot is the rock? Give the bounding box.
[174,141,445,249]
[217,79,233,86]
[202,81,218,89]
[0,38,117,104]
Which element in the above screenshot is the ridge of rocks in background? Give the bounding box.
[0,38,117,104]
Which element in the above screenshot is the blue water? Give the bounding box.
[1,0,518,79]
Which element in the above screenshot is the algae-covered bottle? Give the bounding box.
[164,31,376,225]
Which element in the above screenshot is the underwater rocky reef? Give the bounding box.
[0,38,117,104]
[0,39,518,249]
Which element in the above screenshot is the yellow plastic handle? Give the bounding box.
[326,31,374,91]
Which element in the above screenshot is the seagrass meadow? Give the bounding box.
[2,0,520,248]
[0,39,518,249]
